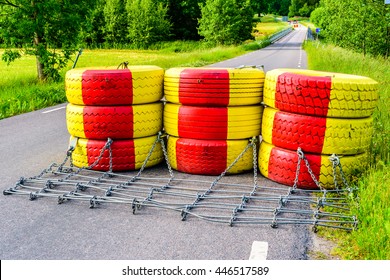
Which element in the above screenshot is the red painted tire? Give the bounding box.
[164,67,265,106]
[65,66,164,105]
[70,135,163,171]
[66,102,163,139]
[259,141,368,189]
[262,107,373,155]
[164,103,263,140]
[167,136,253,175]
[264,68,378,118]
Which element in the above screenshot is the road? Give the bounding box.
[0,27,313,260]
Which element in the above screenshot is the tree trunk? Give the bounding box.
[34,33,45,81]
[32,0,46,81]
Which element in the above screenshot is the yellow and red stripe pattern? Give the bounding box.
[263,68,378,118]
[66,103,163,139]
[262,107,373,155]
[164,103,262,140]
[167,136,253,175]
[65,66,164,105]
[259,142,368,189]
[164,67,265,106]
[70,135,163,171]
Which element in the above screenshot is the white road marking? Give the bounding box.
[42,106,66,114]
[249,241,268,260]
[298,47,303,68]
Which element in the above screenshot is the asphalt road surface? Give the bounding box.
[0,26,313,260]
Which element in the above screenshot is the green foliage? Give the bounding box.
[126,0,171,48]
[304,41,390,166]
[103,0,128,45]
[0,84,66,119]
[166,0,205,40]
[298,3,312,17]
[81,0,106,47]
[305,41,390,260]
[311,0,390,57]
[337,165,390,259]
[1,50,21,66]
[289,0,320,17]
[252,0,291,16]
[198,0,255,45]
[0,0,95,81]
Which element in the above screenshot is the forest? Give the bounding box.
[0,0,388,81]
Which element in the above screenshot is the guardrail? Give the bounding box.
[269,27,293,43]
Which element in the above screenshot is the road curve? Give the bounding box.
[0,27,314,260]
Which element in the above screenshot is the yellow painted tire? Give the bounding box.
[167,136,253,175]
[164,103,263,140]
[262,107,373,155]
[259,141,368,189]
[70,135,163,171]
[264,68,378,118]
[66,102,163,139]
[65,66,164,105]
[164,67,265,106]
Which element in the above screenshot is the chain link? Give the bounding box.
[3,134,358,231]
[130,133,162,182]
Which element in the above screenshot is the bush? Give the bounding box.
[126,0,171,48]
[198,0,254,45]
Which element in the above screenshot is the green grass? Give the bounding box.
[253,21,289,40]
[0,20,288,120]
[304,41,390,165]
[304,41,390,260]
[334,164,390,259]
[0,44,248,119]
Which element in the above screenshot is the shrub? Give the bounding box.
[198,0,254,45]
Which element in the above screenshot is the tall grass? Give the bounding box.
[304,41,390,260]
[304,41,390,166]
[335,164,390,259]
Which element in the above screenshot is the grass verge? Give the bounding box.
[1,19,287,120]
[304,41,390,260]
[0,44,248,120]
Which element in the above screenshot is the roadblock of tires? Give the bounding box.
[164,67,265,175]
[65,66,165,171]
[260,68,379,189]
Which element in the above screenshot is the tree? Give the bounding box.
[0,0,94,81]
[289,0,320,17]
[166,0,205,40]
[311,0,390,57]
[251,0,268,16]
[81,0,106,47]
[198,0,254,45]
[103,0,128,45]
[126,0,171,48]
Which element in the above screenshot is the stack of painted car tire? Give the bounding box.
[163,67,265,175]
[64,66,165,171]
[259,68,379,189]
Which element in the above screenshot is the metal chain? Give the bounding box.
[329,154,351,191]
[117,61,129,69]
[181,138,255,222]
[292,148,304,191]
[209,138,255,189]
[60,138,113,181]
[296,148,324,191]
[160,134,174,181]
[3,133,359,231]
[229,137,259,226]
[130,133,162,182]
[252,137,259,191]
[56,137,79,172]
